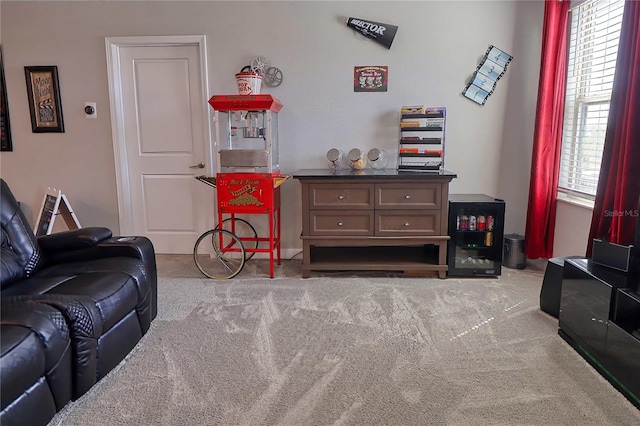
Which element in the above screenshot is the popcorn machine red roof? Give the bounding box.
[208,94,282,113]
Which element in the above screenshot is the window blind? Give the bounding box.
[558,0,624,198]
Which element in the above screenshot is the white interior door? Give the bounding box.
[106,36,214,253]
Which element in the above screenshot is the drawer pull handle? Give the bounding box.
[338,222,344,226]
[404,222,410,227]
[338,195,345,200]
[404,195,411,199]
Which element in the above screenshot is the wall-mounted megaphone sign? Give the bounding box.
[346,17,398,50]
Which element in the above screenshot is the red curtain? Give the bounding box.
[587,0,640,256]
[525,0,570,259]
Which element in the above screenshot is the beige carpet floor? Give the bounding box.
[49,257,640,425]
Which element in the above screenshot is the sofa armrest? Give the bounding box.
[37,227,113,253]
[96,236,158,320]
[96,236,155,264]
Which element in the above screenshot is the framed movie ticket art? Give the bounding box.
[354,66,388,92]
[24,65,65,133]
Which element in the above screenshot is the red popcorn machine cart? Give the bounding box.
[194,94,288,279]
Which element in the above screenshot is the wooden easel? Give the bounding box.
[34,188,81,236]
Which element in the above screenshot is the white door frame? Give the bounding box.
[105,35,212,235]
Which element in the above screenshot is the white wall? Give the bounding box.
[553,201,592,257]
[0,1,545,254]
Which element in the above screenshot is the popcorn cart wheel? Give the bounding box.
[193,228,246,279]
[193,218,259,278]
[216,217,258,260]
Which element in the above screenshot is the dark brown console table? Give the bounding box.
[559,258,640,408]
[293,169,456,278]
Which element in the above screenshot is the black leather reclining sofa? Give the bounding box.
[0,178,157,426]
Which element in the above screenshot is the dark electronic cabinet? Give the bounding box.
[559,258,640,408]
[447,194,505,276]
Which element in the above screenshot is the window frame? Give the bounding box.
[557,0,625,202]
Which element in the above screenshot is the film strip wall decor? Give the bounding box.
[462,45,513,106]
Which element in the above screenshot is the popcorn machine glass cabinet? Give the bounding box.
[210,95,282,174]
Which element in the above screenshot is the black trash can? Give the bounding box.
[503,233,526,269]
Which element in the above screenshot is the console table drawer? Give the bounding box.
[310,211,374,235]
[376,183,441,209]
[375,210,441,236]
[309,184,374,209]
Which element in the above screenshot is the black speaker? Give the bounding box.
[592,238,633,272]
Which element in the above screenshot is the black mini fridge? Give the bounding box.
[447,194,505,277]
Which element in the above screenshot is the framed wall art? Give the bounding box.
[1,46,12,151]
[354,66,388,92]
[24,65,65,133]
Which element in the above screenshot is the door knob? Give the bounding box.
[190,162,205,169]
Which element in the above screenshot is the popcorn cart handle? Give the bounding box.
[195,175,217,188]
[273,175,290,188]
